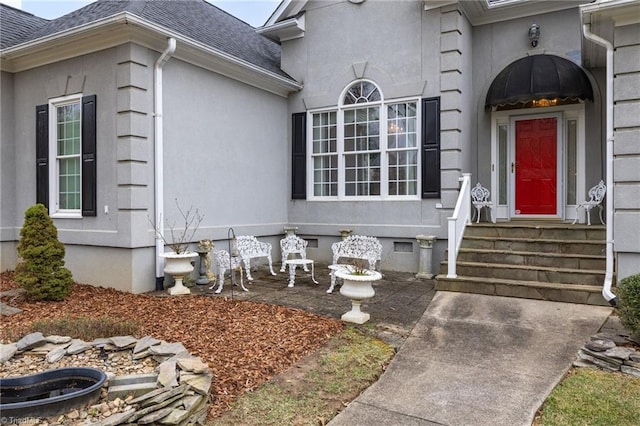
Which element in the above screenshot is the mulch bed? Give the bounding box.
[0,271,344,418]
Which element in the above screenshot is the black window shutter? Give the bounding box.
[36,104,49,207]
[421,97,441,199]
[81,95,97,216]
[291,112,307,199]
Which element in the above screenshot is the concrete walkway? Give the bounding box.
[329,291,612,426]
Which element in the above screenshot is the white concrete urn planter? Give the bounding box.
[335,269,382,324]
[160,251,198,295]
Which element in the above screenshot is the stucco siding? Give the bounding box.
[0,71,17,270]
[162,58,289,241]
[613,22,640,281]
[65,245,155,294]
[8,48,125,246]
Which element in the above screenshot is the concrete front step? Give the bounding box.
[462,236,606,256]
[456,248,606,270]
[465,222,606,240]
[434,275,610,306]
[441,261,605,286]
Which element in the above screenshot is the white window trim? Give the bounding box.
[307,82,421,201]
[49,93,83,219]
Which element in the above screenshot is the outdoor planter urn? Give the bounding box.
[335,269,382,324]
[160,252,198,295]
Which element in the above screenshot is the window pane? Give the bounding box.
[387,101,418,196]
[498,124,508,205]
[311,113,337,197]
[343,81,381,105]
[566,119,577,205]
[58,157,80,209]
[55,101,82,211]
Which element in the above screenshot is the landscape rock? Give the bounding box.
[621,365,640,377]
[134,336,162,354]
[158,359,179,387]
[604,346,637,360]
[16,332,45,351]
[0,302,22,316]
[177,357,210,374]
[110,335,138,349]
[46,347,67,363]
[584,339,616,352]
[575,330,640,378]
[0,343,17,363]
[149,342,187,356]
[66,339,92,355]
[46,335,73,344]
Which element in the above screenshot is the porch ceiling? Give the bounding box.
[485,54,594,109]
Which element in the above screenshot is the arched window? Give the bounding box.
[309,80,422,198]
[342,81,381,105]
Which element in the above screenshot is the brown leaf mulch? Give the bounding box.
[0,271,344,418]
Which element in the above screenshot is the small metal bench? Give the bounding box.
[236,235,277,281]
[471,182,495,223]
[573,180,606,225]
[327,235,382,294]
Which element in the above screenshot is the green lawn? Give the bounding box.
[536,367,640,426]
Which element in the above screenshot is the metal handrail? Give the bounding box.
[447,173,472,278]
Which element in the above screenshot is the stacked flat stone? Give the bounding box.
[574,332,640,377]
[0,333,213,425]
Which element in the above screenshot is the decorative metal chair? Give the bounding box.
[279,234,309,272]
[210,250,246,294]
[573,180,606,225]
[470,183,495,223]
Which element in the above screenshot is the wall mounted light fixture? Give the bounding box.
[529,23,540,47]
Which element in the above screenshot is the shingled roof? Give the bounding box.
[0,4,50,49]
[1,0,285,77]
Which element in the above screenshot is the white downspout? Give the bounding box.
[582,23,616,306]
[154,37,176,290]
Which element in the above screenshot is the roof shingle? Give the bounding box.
[1,0,285,77]
[0,3,50,49]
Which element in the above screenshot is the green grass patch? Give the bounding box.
[211,326,394,426]
[28,315,140,341]
[537,368,640,426]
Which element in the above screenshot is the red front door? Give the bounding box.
[515,118,557,215]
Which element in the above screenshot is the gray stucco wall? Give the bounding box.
[613,22,640,281]
[162,58,290,240]
[0,71,18,269]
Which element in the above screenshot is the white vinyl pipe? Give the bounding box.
[154,37,176,288]
[582,23,616,306]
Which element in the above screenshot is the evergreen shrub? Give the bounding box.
[617,273,640,337]
[15,204,73,300]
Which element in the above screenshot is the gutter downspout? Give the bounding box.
[582,23,616,306]
[154,37,176,291]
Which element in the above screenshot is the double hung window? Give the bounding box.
[36,94,97,217]
[53,97,82,213]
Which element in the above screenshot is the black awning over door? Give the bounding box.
[485,55,593,109]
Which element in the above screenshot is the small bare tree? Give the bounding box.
[151,198,204,254]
